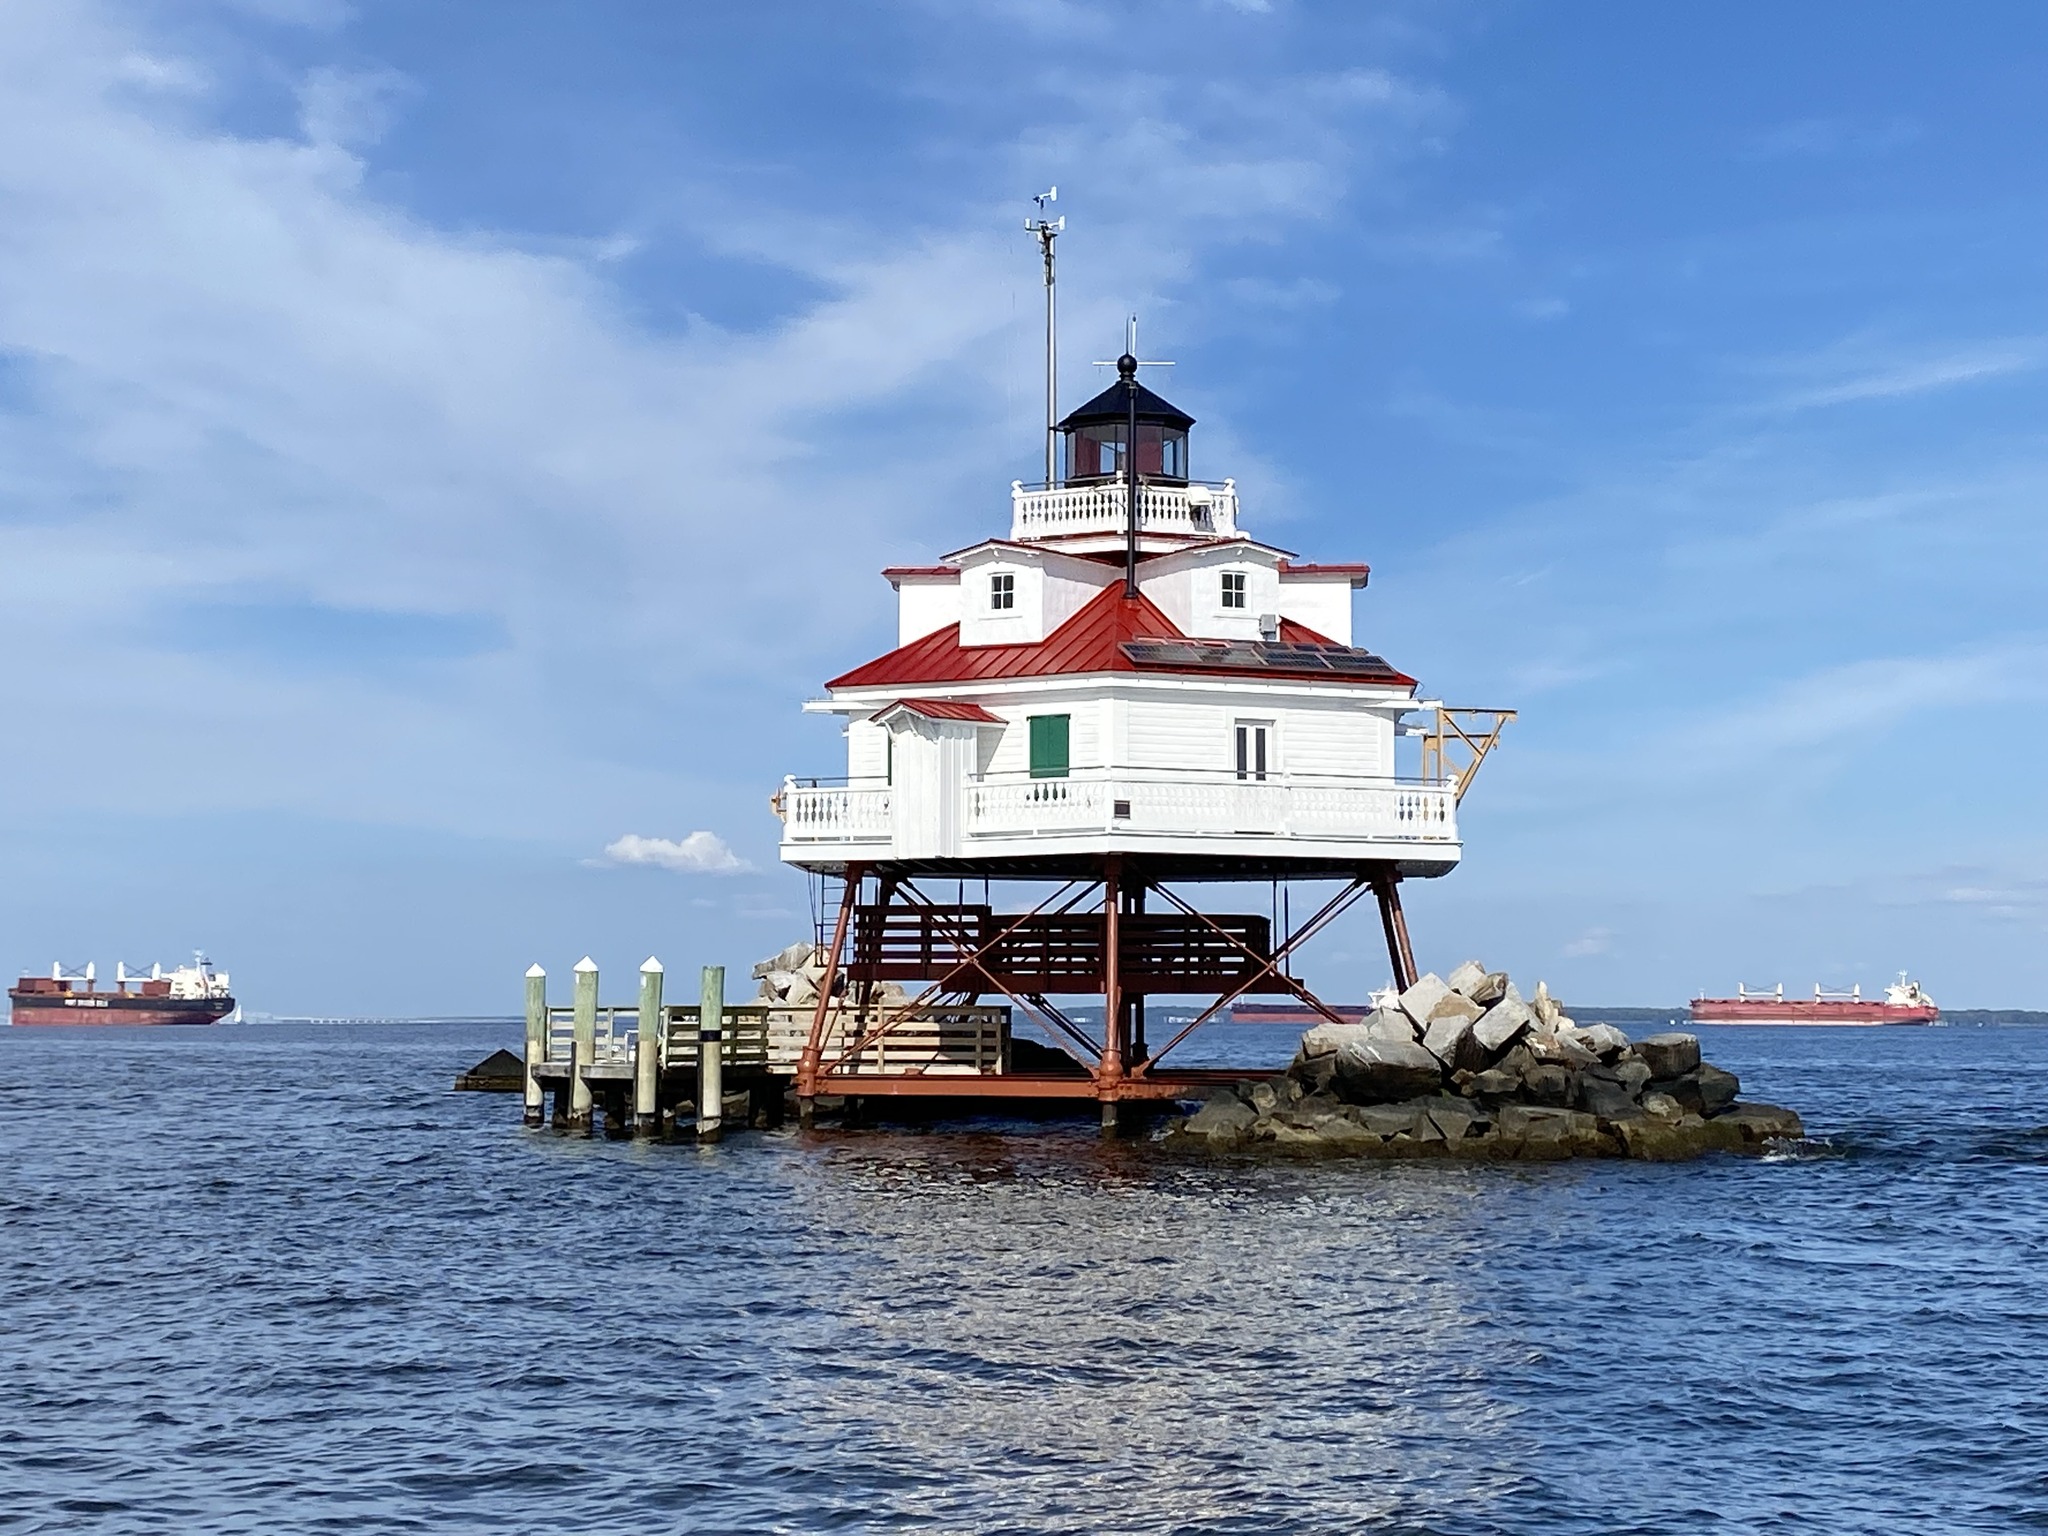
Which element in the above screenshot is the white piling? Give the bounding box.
[522,964,547,1128]
[571,956,598,1135]
[635,956,664,1136]
[698,964,725,1143]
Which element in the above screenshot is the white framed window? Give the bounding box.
[990,572,1015,611]
[1234,719,1272,782]
[1221,571,1247,610]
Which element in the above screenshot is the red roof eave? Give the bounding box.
[1279,561,1370,587]
[872,699,1003,724]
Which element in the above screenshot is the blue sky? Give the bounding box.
[2,0,2045,1012]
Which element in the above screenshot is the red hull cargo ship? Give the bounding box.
[10,957,236,1027]
[1690,974,1937,1026]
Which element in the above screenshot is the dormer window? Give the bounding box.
[1221,571,1246,610]
[990,572,1015,611]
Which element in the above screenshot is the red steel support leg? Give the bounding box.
[1374,868,1417,992]
[1100,855,1124,1103]
[1128,879,1146,1067]
[798,864,863,1108]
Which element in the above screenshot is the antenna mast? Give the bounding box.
[1026,189,1063,485]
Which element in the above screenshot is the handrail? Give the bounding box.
[1010,477,1239,540]
[965,767,1457,789]
[777,770,1459,848]
[1011,476,1235,494]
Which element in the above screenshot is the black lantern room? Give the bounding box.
[1057,357,1194,485]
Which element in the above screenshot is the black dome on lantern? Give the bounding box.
[1056,358,1195,484]
[1056,378,1195,433]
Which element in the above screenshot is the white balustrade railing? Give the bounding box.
[779,771,1456,851]
[961,772,1457,844]
[965,776,1111,835]
[779,779,892,843]
[1010,478,1238,540]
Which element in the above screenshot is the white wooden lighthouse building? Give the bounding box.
[773,347,1497,1116]
[779,357,1457,880]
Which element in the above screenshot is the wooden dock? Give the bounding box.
[521,958,1029,1138]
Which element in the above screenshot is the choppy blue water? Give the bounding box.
[2,1020,2045,1534]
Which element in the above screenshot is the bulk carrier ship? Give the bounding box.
[10,957,236,1027]
[1689,974,1938,1026]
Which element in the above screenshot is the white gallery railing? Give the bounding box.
[779,772,1456,848]
[778,781,892,842]
[1010,477,1238,541]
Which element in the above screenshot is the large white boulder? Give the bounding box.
[1397,973,1452,1030]
[1333,1036,1445,1103]
[1472,997,1534,1054]
[1364,1006,1419,1043]
[1445,959,1489,997]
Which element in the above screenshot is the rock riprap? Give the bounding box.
[1170,966,1804,1160]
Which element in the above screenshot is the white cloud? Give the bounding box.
[1761,336,2047,412]
[0,0,1448,853]
[600,832,749,875]
[298,66,415,150]
[1658,639,2048,774]
[1563,927,1613,958]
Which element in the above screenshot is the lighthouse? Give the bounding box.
[773,330,1501,1121]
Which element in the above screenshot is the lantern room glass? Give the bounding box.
[1062,423,1187,484]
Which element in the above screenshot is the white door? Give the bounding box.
[888,718,974,860]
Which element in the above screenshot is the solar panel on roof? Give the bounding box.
[1119,639,1407,681]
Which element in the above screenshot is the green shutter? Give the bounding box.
[1028,714,1070,779]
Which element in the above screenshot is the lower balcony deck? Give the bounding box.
[777,770,1461,877]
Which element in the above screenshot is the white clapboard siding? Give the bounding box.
[1275,701,1387,778]
[1126,696,1229,774]
[847,718,890,781]
[1275,580,1352,645]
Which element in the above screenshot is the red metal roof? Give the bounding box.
[830,583,1176,689]
[1276,617,1339,645]
[871,699,1003,723]
[827,583,1414,691]
[882,565,959,581]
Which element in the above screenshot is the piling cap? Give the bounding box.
[640,956,663,973]
[525,963,546,978]
[573,956,599,973]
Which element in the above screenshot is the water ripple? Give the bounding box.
[2,1022,2046,1532]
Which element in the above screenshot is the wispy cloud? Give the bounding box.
[1563,927,1613,958]
[297,66,416,150]
[1756,335,2047,413]
[599,832,749,875]
[1654,638,2048,777]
